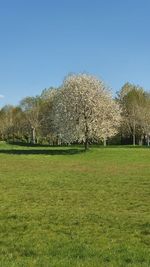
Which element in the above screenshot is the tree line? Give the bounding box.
[0,74,150,149]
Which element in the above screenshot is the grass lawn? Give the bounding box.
[0,143,150,267]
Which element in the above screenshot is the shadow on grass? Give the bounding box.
[0,148,85,156]
[8,142,59,147]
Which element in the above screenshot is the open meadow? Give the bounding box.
[0,143,150,267]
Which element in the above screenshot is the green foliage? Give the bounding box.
[117,83,150,145]
[0,143,150,266]
[0,79,149,146]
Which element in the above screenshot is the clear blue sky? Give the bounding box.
[0,0,150,107]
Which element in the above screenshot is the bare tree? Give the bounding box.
[20,96,42,144]
[118,83,146,146]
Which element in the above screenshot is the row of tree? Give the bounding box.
[0,74,150,149]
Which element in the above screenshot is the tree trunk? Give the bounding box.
[84,118,89,151]
[32,127,36,144]
[84,139,89,151]
[28,136,31,144]
[139,136,143,146]
[36,136,39,144]
[103,137,107,147]
[148,136,150,147]
[133,134,135,146]
[133,121,136,146]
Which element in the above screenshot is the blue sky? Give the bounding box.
[0,0,150,107]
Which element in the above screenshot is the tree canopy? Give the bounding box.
[0,74,150,147]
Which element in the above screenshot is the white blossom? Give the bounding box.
[53,74,121,149]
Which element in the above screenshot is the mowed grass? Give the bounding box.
[0,143,150,267]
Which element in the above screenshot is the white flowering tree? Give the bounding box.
[53,74,121,150]
[100,98,121,146]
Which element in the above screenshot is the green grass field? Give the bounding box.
[0,143,150,267]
